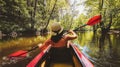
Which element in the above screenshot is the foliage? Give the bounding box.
[84,0,120,32]
[73,14,88,30]
[0,0,90,33]
[60,0,80,30]
[0,0,30,31]
[0,0,69,32]
[1,0,119,33]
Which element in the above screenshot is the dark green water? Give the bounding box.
[75,32,120,67]
[0,32,120,67]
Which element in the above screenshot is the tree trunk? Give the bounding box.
[44,0,58,29]
[33,0,38,18]
[31,0,38,29]
[107,13,112,31]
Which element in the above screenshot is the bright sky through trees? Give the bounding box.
[69,0,86,15]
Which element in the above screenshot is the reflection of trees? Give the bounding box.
[110,35,120,67]
[99,33,106,55]
[98,33,107,66]
[77,32,86,46]
[98,33,120,67]
[106,34,113,57]
[88,32,114,67]
[77,32,120,67]
[91,33,99,44]
[97,33,119,67]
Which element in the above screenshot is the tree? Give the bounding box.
[84,0,120,33]
[0,0,30,32]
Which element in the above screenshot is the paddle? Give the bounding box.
[8,15,101,58]
[8,45,39,57]
[73,15,101,31]
[26,45,51,67]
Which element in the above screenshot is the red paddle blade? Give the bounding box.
[9,50,27,57]
[87,15,101,26]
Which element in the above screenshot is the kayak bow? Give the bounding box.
[27,43,94,67]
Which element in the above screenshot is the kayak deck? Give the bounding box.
[41,61,75,67]
[35,46,83,67]
[27,44,94,67]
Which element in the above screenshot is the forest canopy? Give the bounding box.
[0,0,120,33]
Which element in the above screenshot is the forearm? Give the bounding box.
[38,39,51,51]
[66,30,77,40]
[69,30,77,38]
[38,43,49,51]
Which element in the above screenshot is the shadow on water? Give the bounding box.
[77,32,120,67]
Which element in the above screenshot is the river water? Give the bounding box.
[75,31,120,67]
[0,31,120,67]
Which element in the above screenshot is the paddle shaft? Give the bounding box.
[73,24,87,31]
[9,46,39,57]
[72,15,101,32]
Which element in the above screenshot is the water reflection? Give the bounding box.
[0,31,120,67]
[77,32,120,67]
[0,30,45,40]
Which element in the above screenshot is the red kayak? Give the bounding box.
[27,43,94,67]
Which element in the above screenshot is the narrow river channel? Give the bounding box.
[0,31,120,67]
